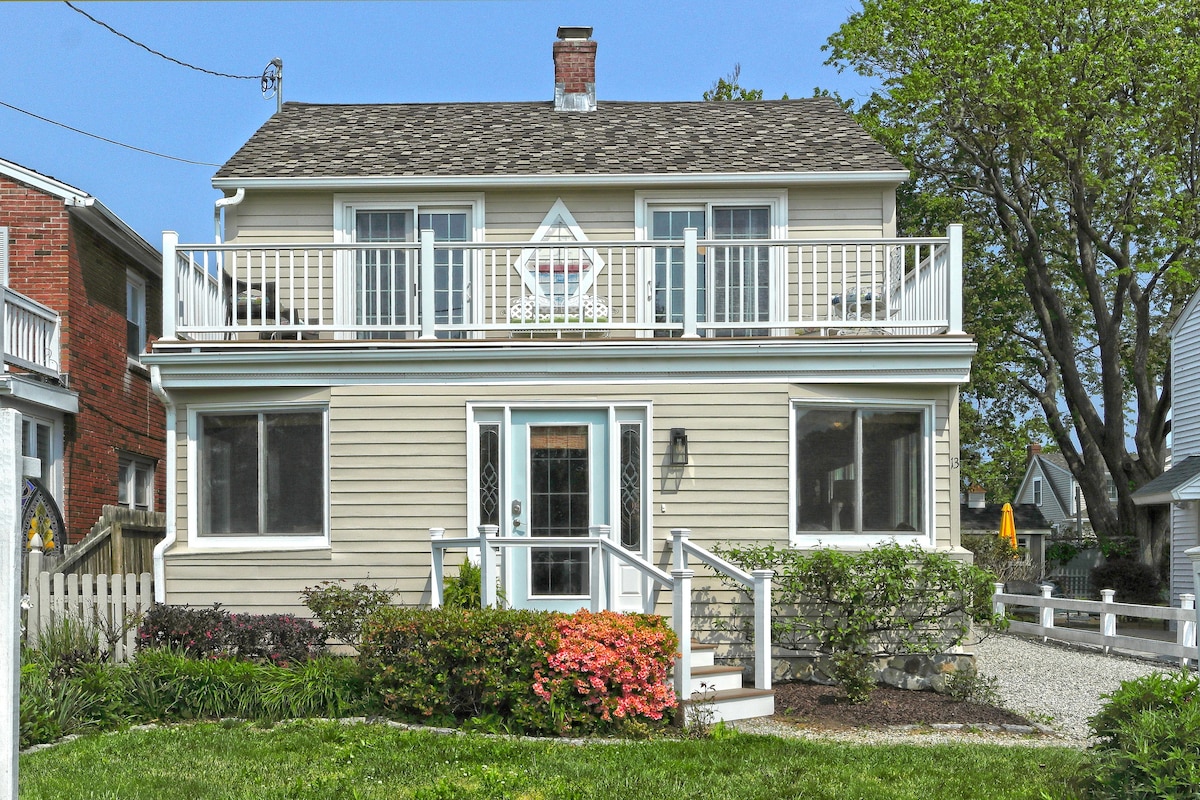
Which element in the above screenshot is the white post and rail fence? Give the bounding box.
[993,581,1200,667]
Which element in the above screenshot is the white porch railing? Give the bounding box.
[993,584,1199,666]
[429,526,774,700]
[2,286,62,377]
[163,227,963,341]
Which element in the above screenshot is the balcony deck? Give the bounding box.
[162,227,962,344]
[2,286,62,379]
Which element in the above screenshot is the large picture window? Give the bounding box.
[199,409,325,537]
[794,405,924,536]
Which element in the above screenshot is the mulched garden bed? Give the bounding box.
[772,681,1034,730]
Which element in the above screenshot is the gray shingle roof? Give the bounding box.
[1132,455,1200,502]
[960,503,1052,532]
[215,98,906,181]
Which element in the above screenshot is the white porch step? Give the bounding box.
[676,641,775,723]
[687,642,716,668]
[684,687,776,723]
[688,664,746,694]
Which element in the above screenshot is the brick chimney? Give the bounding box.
[553,26,596,112]
[1026,443,1042,465]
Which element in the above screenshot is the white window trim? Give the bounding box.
[118,453,156,512]
[126,269,147,361]
[21,413,62,503]
[788,397,935,550]
[186,401,330,551]
[1033,478,1043,507]
[634,189,788,329]
[332,193,485,332]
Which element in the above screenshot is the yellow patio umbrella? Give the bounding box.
[998,502,1018,552]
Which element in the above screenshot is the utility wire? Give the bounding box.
[0,100,220,167]
[64,1,260,80]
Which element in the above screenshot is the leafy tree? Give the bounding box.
[827,0,1200,575]
[704,64,764,101]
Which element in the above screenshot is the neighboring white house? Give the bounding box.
[142,28,976,718]
[1013,443,1117,533]
[1133,289,1200,607]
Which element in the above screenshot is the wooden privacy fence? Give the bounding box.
[993,583,1198,667]
[24,540,153,662]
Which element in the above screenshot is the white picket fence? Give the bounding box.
[23,544,152,662]
[993,583,1198,666]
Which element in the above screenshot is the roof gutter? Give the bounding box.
[212,170,911,192]
[214,188,246,244]
[63,196,162,276]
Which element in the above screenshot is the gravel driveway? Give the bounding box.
[972,633,1179,742]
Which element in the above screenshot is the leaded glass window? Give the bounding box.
[479,423,501,528]
[620,423,642,550]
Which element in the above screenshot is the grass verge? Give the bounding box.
[20,721,1087,800]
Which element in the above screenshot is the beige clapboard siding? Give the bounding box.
[164,379,957,614]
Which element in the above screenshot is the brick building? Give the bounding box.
[1,157,164,545]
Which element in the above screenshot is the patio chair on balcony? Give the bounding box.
[222,273,310,340]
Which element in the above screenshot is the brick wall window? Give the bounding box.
[118,456,155,512]
[126,270,146,357]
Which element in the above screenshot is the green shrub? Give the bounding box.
[1090,560,1162,605]
[716,541,1002,703]
[300,580,396,649]
[1087,671,1200,799]
[18,661,102,749]
[259,656,370,719]
[442,560,483,610]
[137,604,325,665]
[359,607,676,735]
[961,533,1038,584]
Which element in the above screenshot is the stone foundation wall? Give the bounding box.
[777,652,977,693]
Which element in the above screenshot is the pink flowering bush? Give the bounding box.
[532,610,676,724]
[359,607,677,735]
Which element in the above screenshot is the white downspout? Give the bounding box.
[150,365,176,604]
[214,188,246,244]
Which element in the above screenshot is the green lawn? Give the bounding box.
[20,721,1088,800]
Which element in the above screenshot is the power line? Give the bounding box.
[0,100,221,167]
[64,1,260,80]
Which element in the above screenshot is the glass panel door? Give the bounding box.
[418,211,469,339]
[712,206,770,335]
[651,209,706,337]
[508,410,609,611]
[355,211,412,339]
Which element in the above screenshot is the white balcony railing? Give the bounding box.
[2,286,62,377]
[162,226,963,342]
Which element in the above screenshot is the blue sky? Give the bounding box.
[1,1,878,247]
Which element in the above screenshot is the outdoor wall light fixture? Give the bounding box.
[669,428,689,466]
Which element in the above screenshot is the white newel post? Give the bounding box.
[478,525,499,608]
[2,409,23,799]
[682,228,699,339]
[1101,589,1117,653]
[590,525,612,612]
[419,229,436,340]
[1189,547,1200,662]
[752,569,773,691]
[162,231,178,339]
[672,568,693,704]
[992,582,1006,617]
[429,528,445,609]
[1039,584,1055,637]
[1179,594,1195,667]
[946,224,963,334]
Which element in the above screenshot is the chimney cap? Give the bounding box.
[557,26,593,40]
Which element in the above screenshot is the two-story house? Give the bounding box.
[144,28,975,714]
[1013,443,1119,534]
[1,157,165,551]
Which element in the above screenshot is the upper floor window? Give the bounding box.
[793,403,927,545]
[118,456,155,512]
[22,416,58,497]
[1106,475,1119,503]
[126,271,147,357]
[637,191,786,337]
[334,194,483,340]
[1033,478,1043,506]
